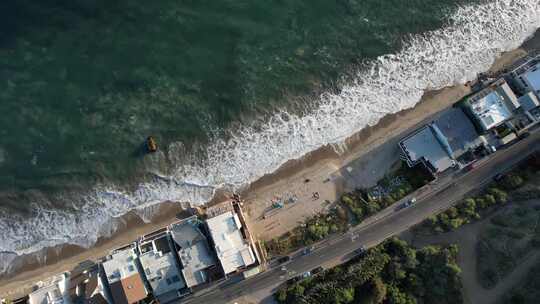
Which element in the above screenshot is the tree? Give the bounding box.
[489,188,508,203]
[501,174,524,189]
[386,261,407,282]
[386,285,417,304]
[371,276,388,303]
[307,223,329,241]
[289,283,305,297]
[342,195,355,207]
[460,199,476,218]
[484,194,496,206]
[476,197,488,209]
[446,207,458,219]
[276,288,288,303]
[365,201,381,215]
[425,215,437,227]
[449,218,465,229]
[333,287,354,304]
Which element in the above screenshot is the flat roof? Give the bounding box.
[101,247,148,304]
[28,274,68,304]
[518,92,540,112]
[206,211,256,275]
[470,89,513,130]
[523,63,540,91]
[138,234,185,298]
[432,108,479,158]
[169,217,217,288]
[400,126,454,173]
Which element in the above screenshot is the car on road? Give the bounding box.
[302,271,312,278]
[286,276,301,285]
[494,173,505,182]
[399,197,417,209]
[519,131,531,139]
[354,246,366,257]
[464,162,477,172]
[302,246,315,255]
[277,256,291,264]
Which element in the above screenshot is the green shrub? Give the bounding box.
[476,198,488,209]
[501,174,524,190]
[484,194,496,206]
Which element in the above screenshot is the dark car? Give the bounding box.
[277,256,291,264]
[354,246,367,257]
[311,266,324,275]
[464,162,477,172]
[519,132,531,139]
[494,173,504,182]
[286,276,301,285]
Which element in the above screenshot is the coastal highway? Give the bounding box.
[183,132,540,304]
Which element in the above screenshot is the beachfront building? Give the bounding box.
[66,262,108,304]
[137,229,187,304]
[511,55,540,99]
[462,78,520,132]
[100,245,149,304]
[399,108,482,174]
[206,210,256,275]
[169,216,218,289]
[399,125,455,174]
[28,273,71,304]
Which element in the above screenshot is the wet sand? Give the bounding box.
[1,30,539,299]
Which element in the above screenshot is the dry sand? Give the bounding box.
[1,30,538,299]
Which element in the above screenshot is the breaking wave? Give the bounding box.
[0,0,539,268]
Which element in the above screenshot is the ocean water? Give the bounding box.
[0,0,539,271]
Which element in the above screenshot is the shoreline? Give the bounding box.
[1,30,539,299]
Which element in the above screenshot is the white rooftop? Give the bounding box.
[169,218,217,288]
[138,234,185,298]
[101,247,140,284]
[470,90,513,131]
[28,274,70,304]
[206,211,256,275]
[522,63,540,93]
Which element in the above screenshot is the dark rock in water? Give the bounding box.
[146,136,158,153]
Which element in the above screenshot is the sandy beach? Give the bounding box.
[1,30,539,300]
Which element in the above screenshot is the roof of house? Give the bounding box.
[28,274,69,304]
[432,108,479,158]
[205,211,256,274]
[109,274,147,304]
[470,90,513,131]
[101,247,148,304]
[169,217,217,288]
[399,125,454,173]
[522,63,540,92]
[67,264,105,304]
[518,92,540,112]
[138,233,185,299]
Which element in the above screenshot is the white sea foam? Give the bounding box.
[0,0,539,266]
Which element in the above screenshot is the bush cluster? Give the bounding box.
[276,238,463,304]
[423,187,508,233]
